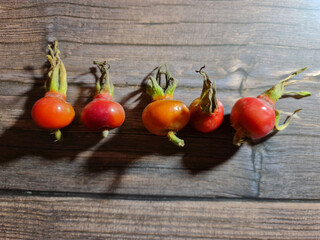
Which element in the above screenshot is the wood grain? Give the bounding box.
[0,195,320,240]
[0,0,320,200]
[1,0,320,238]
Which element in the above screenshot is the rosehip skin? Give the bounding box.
[81,94,125,131]
[230,96,275,139]
[189,97,224,133]
[142,99,190,136]
[32,91,75,129]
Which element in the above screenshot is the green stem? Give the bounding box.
[196,65,217,114]
[232,127,248,146]
[102,130,109,138]
[53,129,62,142]
[94,61,114,97]
[167,131,185,147]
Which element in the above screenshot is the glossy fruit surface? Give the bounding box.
[81,96,125,131]
[189,97,224,133]
[31,39,74,141]
[230,67,310,145]
[32,91,75,129]
[80,62,125,136]
[142,64,190,147]
[142,99,190,136]
[230,96,275,139]
[189,66,224,133]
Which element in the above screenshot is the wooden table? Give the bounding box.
[1,0,320,239]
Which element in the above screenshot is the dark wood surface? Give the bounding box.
[0,0,320,239]
[1,196,320,240]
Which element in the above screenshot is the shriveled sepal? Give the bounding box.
[261,67,309,102]
[260,67,311,133]
[146,64,178,100]
[94,61,114,97]
[47,39,67,98]
[196,65,218,115]
[282,91,311,99]
[274,109,302,131]
[146,76,165,100]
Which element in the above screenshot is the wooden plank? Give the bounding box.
[258,135,320,198]
[5,43,320,89]
[2,0,320,81]
[0,195,320,239]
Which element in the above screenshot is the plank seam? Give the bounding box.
[1,189,320,202]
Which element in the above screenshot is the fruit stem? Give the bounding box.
[94,61,114,97]
[196,65,218,114]
[167,131,185,147]
[53,129,62,142]
[146,64,178,100]
[232,127,247,146]
[102,129,109,138]
[261,67,309,103]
